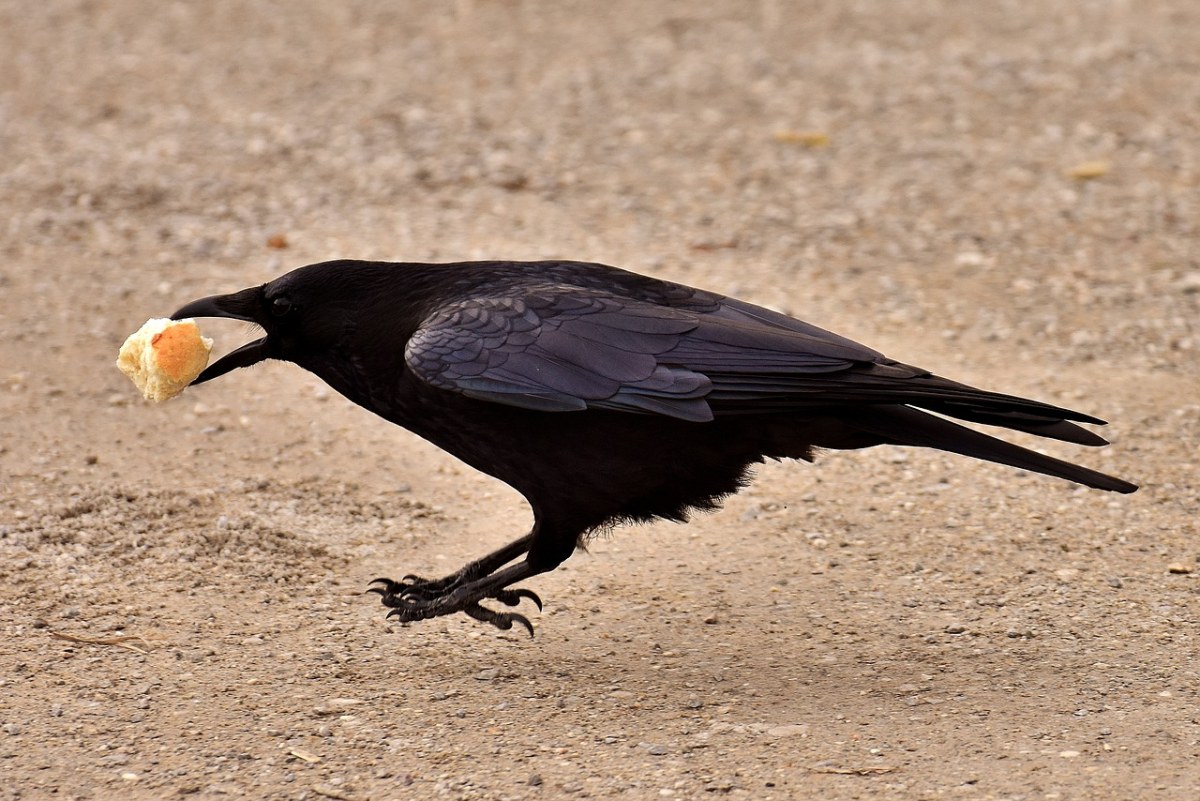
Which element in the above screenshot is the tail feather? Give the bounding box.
[918,403,1109,446]
[847,406,1138,493]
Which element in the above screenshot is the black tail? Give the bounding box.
[847,406,1138,494]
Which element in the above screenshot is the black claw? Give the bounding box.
[462,603,535,637]
[514,588,542,611]
[368,576,447,603]
[492,587,542,610]
[515,615,535,637]
[368,578,404,596]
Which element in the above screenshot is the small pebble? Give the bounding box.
[1068,160,1109,180]
[773,130,830,148]
[945,623,966,634]
[1167,563,1192,574]
[1176,273,1200,294]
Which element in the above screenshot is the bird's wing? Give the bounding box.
[406,288,1105,439]
[405,291,719,421]
[405,288,890,422]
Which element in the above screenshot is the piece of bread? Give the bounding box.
[116,318,213,402]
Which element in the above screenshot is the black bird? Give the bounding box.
[172,260,1137,634]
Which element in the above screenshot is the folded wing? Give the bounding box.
[404,286,1110,448]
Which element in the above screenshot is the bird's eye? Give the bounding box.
[270,296,294,317]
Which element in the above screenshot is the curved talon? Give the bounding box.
[514,588,542,610]
[509,614,535,638]
[368,576,444,601]
[463,603,535,637]
[368,577,400,592]
[492,588,543,610]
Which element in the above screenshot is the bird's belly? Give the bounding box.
[397,396,784,530]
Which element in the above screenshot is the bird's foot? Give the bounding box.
[367,576,542,635]
[369,572,462,600]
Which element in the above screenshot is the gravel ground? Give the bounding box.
[2,2,1198,799]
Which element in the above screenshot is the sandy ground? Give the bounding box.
[2,1,1199,799]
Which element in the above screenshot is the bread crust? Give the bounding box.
[117,318,213,402]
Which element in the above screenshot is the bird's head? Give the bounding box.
[171,260,399,386]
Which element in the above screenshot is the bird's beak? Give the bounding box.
[171,287,269,385]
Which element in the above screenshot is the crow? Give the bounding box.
[172,259,1136,634]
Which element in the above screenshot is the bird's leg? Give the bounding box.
[375,561,544,636]
[367,533,533,602]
